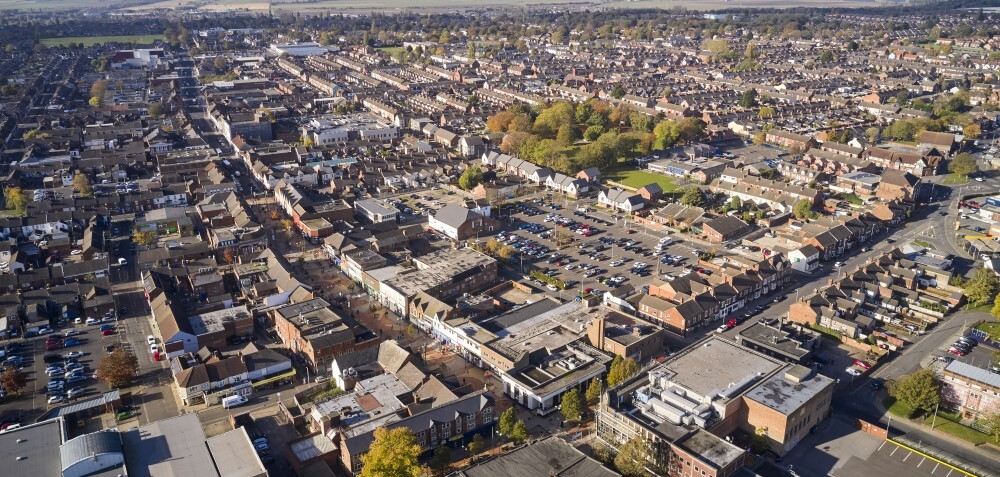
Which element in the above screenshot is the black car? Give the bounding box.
[871,378,885,390]
[43,353,62,364]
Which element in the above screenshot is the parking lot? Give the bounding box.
[495,197,709,298]
[0,290,161,426]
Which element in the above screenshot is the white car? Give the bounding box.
[63,351,84,359]
[976,177,985,182]
[48,395,65,405]
[845,367,863,376]
[834,262,844,268]
[117,258,127,265]
[85,318,99,326]
[546,284,559,292]
[70,249,82,255]
[66,387,85,399]
[146,335,156,345]
[716,324,730,333]
[150,344,159,354]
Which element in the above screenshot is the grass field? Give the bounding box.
[942,173,970,185]
[884,396,917,419]
[377,46,407,56]
[975,321,1000,341]
[39,35,164,47]
[923,412,994,445]
[606,169,682,192]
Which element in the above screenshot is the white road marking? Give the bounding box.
[902,450,912,462]
[891,445,899,457]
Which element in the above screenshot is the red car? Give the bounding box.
[101,329,116,336]
[45,342,63,351]
[853,359,872,370]
[948,347,967,356]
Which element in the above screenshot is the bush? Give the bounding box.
[530,270,567,289]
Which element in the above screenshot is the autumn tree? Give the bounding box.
[89,96,103,107]
[133,230,157,247]
[73,172,93,197]
[359,427,422,477]
[964,123,982,140]
[586,377,602,406]
[270,210,281,221]
[223,248,236,264]
[1,367,27,396]
[4,187,27,216]
[560,388,584,424]
[281,219,294,232]
[96,348,139,388]
[607,355,640,387]
[615,436,651,477]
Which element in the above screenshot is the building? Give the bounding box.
[586,311,665,362]
[596,336,834,476]
[598,189,645,213]
[428,204,496,241]
[272,297,379,372]
[702,216,750,244]
[940,360,1000,421]
[354,198,398,224]
[736,322,821,363]
[456,436,619,477]
[378,249,497,317]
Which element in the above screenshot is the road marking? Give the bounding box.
[891,445,899,456]
[903,450,912,462]
[918,456,925,467]
[877,440,886,451]
[933,462,939,474]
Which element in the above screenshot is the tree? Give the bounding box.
[793,199,815,219]
[610,83,626,99]
[4,187,26,216]
[468,433,485,462]
[980,406,1000,443]
[608,356,640,387]
[498,407,517,436]
[750,426,770,452]
[429,444,452,477]
[889,369,940,414]
[212,56,227,70]
[964,268,1000,305]
[96,349,139,388]
[1,368,27,396]
[89,96,102,107]
[948,152,978,178]
[281,219,294,232]
[584,125,605,141]
[758,106,775,119]
[508,419,529,444]
[560,388,584,424]
[270,210,281,221]
[90,80,108,99]
[615,436,650,477]
[458,165,484,190]
[147,102,164,117]
[133,230,157,247]
[895,90,910,106]
[556,124,577,147]
[819,50,835,63]
[752,132,767,145]
[359,427,422,477]
[73,172,93,197]
[739,88,758,108]
[586,377,602,406]
[223,248,236,264]
[964,123,982,140]
[679,186,705,207]
[865,127,881,143]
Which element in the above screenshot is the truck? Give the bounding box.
[222,394,249,409]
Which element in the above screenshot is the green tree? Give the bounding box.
[610,83,626,99]
[965,268,1000,305]
[888,369,940,414]
[896,90,910,106]
[865,127,881,143]
[359,427,422,477]
[793,199,815,219]
[556,123,577,147]
[534,102,575,137]
[89,96,102,107]
[498,407,517,436]
[212,56,227,70]
[615,436,650,477]
[608,356,640,387]
[980,406,1000,443]
[4,187,26,216]
[584,125,605,141]
[560,388,584,424]
[458,166,484,190]
[739,88,758,108]
[679,186,705,207]
[467,434,485,463]
[508,419,529,445]
[819,50,835,63]
[133,230,157,247]
[429,444,452,477]
[992,295,1000,321]
[147,102,164,117]
[585,377,602,406]
[948,152,978,178]
[758,106,775,119]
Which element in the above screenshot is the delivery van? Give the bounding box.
[222,395,248,409]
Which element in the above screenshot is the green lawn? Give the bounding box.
[606,170,682,192]
[39,35,164,47]
[912,240,934,249]
[975,321,1000,341]
[923,413,995,445]
[376,46,406,56]
[942,173,970,185]
[884,396,917,419]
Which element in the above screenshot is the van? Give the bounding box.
[222,395,248,409]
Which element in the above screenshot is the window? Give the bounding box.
[443,425,451,439]
[467,418,476,431]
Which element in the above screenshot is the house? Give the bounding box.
[702,216,750,243]
[637,183,664,202]
[354,199,398,224]
[271,298,378,372]
[765,129,816,151]
[577,167,601,183]
[940,360,1000,421]
[458,136,486,158]
[428,204,496,241]
[918,131,957,156]
[787,245,821,273]
[545,173,590,198]
[877,169,922,201]
[598,189,645,213]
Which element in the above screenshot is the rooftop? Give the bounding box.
[0,418,65,477]
[675,429,745,470]
[188,305,251,335]
[743,365,834,416]
[652,337,783,401]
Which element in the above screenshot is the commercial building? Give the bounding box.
[271,297,379,372]
[940,360,1000,421]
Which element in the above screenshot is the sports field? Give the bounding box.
[38,35,165,47]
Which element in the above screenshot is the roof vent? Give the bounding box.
[15,439,24,443]
[16,456,25,461]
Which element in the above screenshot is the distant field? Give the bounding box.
[38,35,165,47]
[123,0,269,11]
[607,169,682,192]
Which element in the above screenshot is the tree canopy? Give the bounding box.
[458,165,484,190]
[96,349,139,388]
[560,388,584,424]
[889,369,940,414]
[948,152,978,178]
[964,268,1000,305]
[359,427,423,477]
[615,436,651,477]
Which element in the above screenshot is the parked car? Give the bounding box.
[853,360,872,370]
[64,351,84,359]
[845,368,863,376]
[101,329,115,336]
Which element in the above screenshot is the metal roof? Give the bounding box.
[60,430,123,471]
[945,360,1000,389]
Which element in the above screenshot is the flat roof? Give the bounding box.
[737,323,818,359]
[0,418,64,477]
[121,413,218,477]
[205,427,266,477]
[188,305,251,335]
[743,366,834,416]
[654,337,783,400]
[676,429,745,470]
[289,434,337,463]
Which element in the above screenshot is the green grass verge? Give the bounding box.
[942,173,970,185]
[376,46,406,55]
[923,413,995,445]
[884,396,917,419]
[39,35,164,47]
[912,240,934,249]
[606,170,682,192]
[975,321,1000,341]
[806,323,842,340]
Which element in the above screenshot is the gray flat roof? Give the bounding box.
[205,427,266,477]
[0,418,64,477]
[121,413,218,477]
[743,366,834,416]
[458,436,618,477]
[655,337,783,400]
[676,429,745,470]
